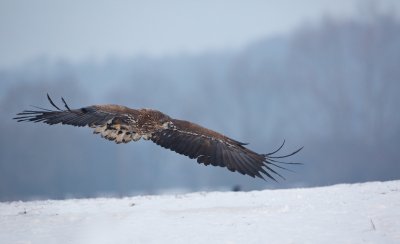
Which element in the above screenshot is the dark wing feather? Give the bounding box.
[14,95,139,144]
[14,105,113,126]
[151,119,302,181]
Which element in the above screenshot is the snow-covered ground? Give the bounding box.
[1,181,399,244]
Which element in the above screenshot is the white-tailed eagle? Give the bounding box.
[14,95,302,181]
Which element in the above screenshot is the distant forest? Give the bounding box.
[1,10,399,201]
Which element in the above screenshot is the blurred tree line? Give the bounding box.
[0,9,399,201]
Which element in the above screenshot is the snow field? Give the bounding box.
[1,181,399,244]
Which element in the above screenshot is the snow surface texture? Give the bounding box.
[1,181,399,244]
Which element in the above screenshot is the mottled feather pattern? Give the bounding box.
[14,95,302,181]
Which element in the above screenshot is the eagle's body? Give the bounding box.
[14,95,302,181]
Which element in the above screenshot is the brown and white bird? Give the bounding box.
[14,94,302,181]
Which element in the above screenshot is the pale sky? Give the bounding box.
[0,0,398,69]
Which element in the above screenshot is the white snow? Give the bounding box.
[1,181,399,244]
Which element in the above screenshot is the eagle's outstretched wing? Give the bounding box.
[151,119,302,181]
[14,95,302,181]
[14,94,142,143]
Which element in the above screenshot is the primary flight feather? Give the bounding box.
[14,94,302,181]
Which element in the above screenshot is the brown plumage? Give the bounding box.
[14,94,302,181]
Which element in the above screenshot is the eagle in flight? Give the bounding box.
[14,95,302,181]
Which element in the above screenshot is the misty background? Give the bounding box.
[1,1,399,201]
